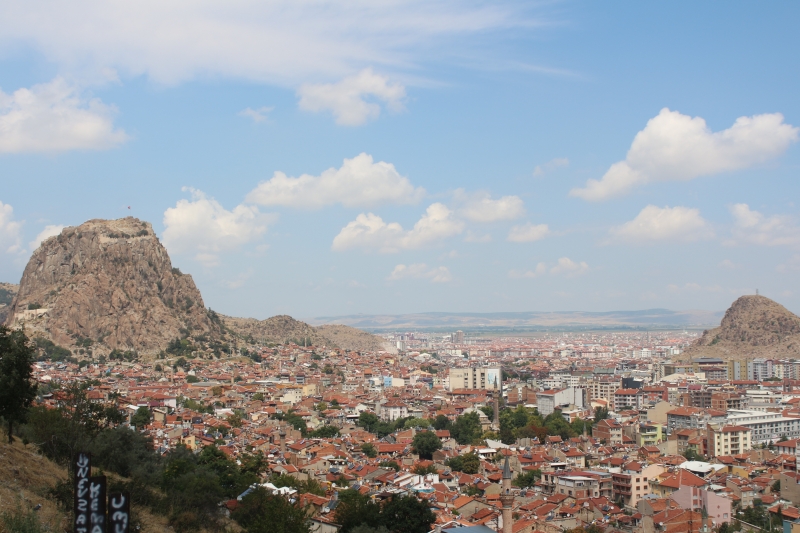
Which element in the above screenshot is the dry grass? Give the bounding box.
[0,433,173,533]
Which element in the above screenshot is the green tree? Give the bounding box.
[513,469,542,488]
[358,412,380,432]
[594,406,610,424]
[232,488,311,533]
[380,495,436,533]
[412,464,438,475]
[0,327,38,443]
[131,406,151,429]
[361,443,377,458]
[335,489,383,533]
[683,448,703,461]
[446,452,481,474]
[186,375,199,383]
[309,425,339,438]
[379,460,400,471]
[451,412,482,445]
[432,415,452,431]
[411,431,442,460]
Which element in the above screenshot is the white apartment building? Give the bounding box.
[536,387,586,416]
[726,410,800,444]
[448,366,502,391]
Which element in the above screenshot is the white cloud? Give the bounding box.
[238,106,273,123]
[246,153,424,209]
[162,188,272,266]
[608,205,713,243]
[507,223,549,243]
[464,231,492,243]
[509,257,588,278]
[550,257,589,277]
[29,224,65,252]
[454,190,525,222]
[0,2,530,86]
[332,203,464,252]
[508,262,546,278]
[571,108,799,201]
[719,259,738,270]
[532,157,569,177]
[298,69,405,126]
[388,263,452,283]
[0,200,23,254]
[0,77,128,153]
[729,203,800,246]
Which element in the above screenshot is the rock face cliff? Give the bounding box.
[0,282,18,324]
[682,295,800,360]
[5,217,225,356]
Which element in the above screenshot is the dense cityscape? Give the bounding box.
[6,324,799,533]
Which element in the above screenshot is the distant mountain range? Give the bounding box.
[308,308,726,332]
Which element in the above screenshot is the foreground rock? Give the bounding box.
[681,294,800,360]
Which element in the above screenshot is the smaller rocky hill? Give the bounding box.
[316,324,392,353]
[682,295,800,360]
[222,314,388,352]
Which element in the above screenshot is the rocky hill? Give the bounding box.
[4,217,229,357]
[5,217,386,358]
[0,281,18,324]
[222,314,389,352]
[681,295,800,360]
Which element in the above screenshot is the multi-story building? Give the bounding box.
[612,463,664,509]
[637,423,664,446]
[613,388,642,411]
[666,407,727,435]
[726,409,800,444]
[536,387,585,416]
[588,378,622,404]
[748,358,774,381]
[448,366,501,391]
[593,418,623,445]
[711,393,749,412]
[706,424,752,457]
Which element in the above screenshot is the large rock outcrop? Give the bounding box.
[681,295,800,360]
[5,217,225,356]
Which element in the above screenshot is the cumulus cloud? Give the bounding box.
[550,257,589,276]
[298,69,405,125]
[0,2,529,86]
[0,77,128,153]
[388,263,452,283]
[454,190,525,222]
[0,201,23,254]
[163,188,272,266]
[608,205,713,243]
[532,157,569,177]
[571,108,799,201]
[719,259,738,270]
[238,106,273,123]
[509,257,588,278]
[507,223,549,243]
[508,262,546,278]
[246,153,424,209]
[728,203,800,246]
[332,203,464,252]
[29,224,65,252]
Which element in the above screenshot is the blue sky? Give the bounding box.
[1,1,799,319]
